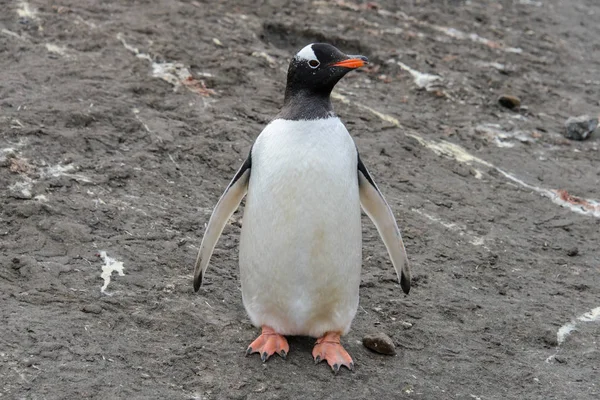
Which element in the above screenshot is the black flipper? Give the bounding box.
[357,154,411,294]
[193,152,252,291]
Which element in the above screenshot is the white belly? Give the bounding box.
[239,117,362,337]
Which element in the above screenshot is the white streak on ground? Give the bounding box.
[1,147,18,163]
[412,209,459,231]
[3,145,90,198]
[412,208,486,247]
[474,61,509,71]
[117,33,215,96]
[3,140,31,199]
[547,308,600,363]
[43,164,92,183]
[475,123,534,148]
[5,34,68,58]
[396,61,442,91]
[116,33,152,62]
[555,307,600,346]
[45,43,68,57]
[578,307,600,323]
[332,92,600,218]
[252,51,277,67]
[518,0,542,6]
[556,324,576,346]
[132,108,164,144]
[99,251,125,294]
[496,170,600,218]
[1,28,29,42]
[434,26,523,54]
[10,6,72,58]
[151,62,193,88]
[322,3,523,55]
[393,11,523,54]
[132,108,152,133]
[74,15,97,29]
[17,1,38,20]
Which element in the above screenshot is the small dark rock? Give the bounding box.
[65,112,95,128]
[566,247,579,257]
[498,94,521,110]
[21,357,40,367]
[451,163,470,178]
[362,332,396,355]
[11,257,22,270]
[564,115,598,141]
[82,304,103,314]
[541,329,558,347]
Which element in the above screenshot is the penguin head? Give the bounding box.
[285,43,368,100]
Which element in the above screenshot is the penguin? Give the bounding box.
[193,43,410,373]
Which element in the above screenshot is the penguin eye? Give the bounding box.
[308,59,320,69]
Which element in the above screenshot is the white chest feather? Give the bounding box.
[238,117,363,337]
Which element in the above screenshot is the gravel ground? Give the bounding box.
[1,0,599,399]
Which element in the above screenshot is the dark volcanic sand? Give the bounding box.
[1,0,599,399]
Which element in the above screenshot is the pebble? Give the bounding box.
[81,304,103,314]
[564,115,598,140]
[498,94,521,109]
[566,247,579,257]
[362,332,396,355]
[21,357,40,367]
[541,328,558,347]
[399,321,413,329]
[11,257,22,270]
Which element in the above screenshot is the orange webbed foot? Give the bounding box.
[312,331,354,374]
[246,326,289,362]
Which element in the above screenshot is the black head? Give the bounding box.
[279,43,368,120]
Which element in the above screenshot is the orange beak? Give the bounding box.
[330,57,368,69]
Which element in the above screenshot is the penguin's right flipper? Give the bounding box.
[357,154,411,294]
[193,153,251,292]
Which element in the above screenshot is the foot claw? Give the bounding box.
[246,326,289,363]
[312,332,354,374]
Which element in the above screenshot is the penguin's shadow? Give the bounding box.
[243,335,316,368]
[287,335,316,355]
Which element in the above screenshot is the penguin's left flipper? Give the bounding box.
[193,154,251,292]
[357,154,411,294]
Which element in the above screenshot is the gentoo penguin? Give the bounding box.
[194,43,410,373]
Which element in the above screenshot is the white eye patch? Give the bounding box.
[295,44,318,62]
